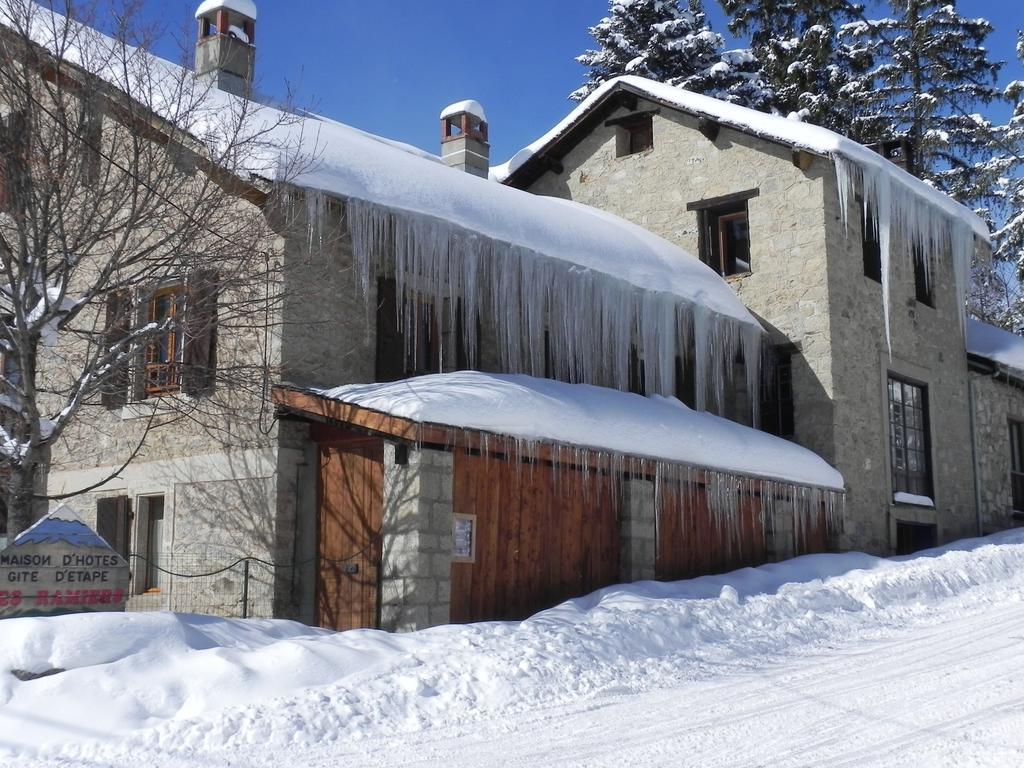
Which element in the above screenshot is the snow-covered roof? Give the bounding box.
[440,100,486,122]
[310,372,845,490]
[966,319,1024,377]
[195,0,256,20]
[492,76,988,242]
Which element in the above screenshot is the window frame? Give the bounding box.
[698,202,752,278]
[1009,419,1024,512]
[887,374,933,501]
[860,199,882,282]
[615,114,653,157]
[143,284,184,398]
[912,245,934,307]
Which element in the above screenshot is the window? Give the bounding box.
[896,521,937,555]
[376,278,475,381]
[862,204,882,282]
[452,513,476,563]
[0,496,7,550]
[615,114,653,157]
[135,495,165,593]
[699,202,751,277]
[1010,420,1024,512]
[761,351,795,438]
[144,285,184,397]
[912,245,933,307]
[888,375,932,499]
[100,272,217,406]
[628,346,646,395]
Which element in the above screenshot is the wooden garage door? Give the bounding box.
[317,438,384,631]
[449,451,620,624]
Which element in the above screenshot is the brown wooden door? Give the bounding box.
[316,438,384,631]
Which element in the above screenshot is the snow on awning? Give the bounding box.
[276,372,845,491]
[966,319,1024,378]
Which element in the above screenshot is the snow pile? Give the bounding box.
[5,529,1024,763]
[966,318,1024,377]
[310,371,844,490]
[440,100,486,122]
[494,76,989,349]
[194,0,256,20]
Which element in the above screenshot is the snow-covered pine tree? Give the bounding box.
[717,0,869,134]
[995,33,1024,269]
[571,0,771,110]
[839,1,1003,201]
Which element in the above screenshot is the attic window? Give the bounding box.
[616,115,653,157]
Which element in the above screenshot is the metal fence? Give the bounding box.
[126,553,285,618]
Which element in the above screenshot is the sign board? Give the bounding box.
[452,513,476,563]
[0,505,130,619]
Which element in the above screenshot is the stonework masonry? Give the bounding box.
[380,444,453,632]
[971,373,1024,534]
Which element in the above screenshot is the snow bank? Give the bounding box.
[966,318,1024,377]
[6,529,1024,763]
[311,371,844,490]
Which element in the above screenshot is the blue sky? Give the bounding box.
[153,1,1023,163]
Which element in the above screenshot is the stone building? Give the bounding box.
[495,76,1013,558]
[10,4,1021,634]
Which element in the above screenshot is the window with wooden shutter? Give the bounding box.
[96,495,131,560]
[181,270,218,396]
[101,290,132,409]
[143,285,184,397]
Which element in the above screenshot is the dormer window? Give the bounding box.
[615,114,653,157]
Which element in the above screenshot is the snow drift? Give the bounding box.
[4,529,1024,764]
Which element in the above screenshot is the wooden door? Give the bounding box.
[316,438,384,631]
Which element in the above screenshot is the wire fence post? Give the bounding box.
[241,559,250,619]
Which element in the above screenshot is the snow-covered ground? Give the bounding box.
[5,530,1024,767]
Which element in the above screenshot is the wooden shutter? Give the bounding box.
[96,495,131,559]
[101,290,132,409]
[181,270,218,396]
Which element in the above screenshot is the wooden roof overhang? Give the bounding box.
[501,82,828,190]
[272,385,844,498]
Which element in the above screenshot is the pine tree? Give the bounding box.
[571,0,771,110]
[995,33,1024,267]
[717,0,870,134]
[839,1,1004,200]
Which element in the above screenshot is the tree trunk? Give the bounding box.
[6,448,49,539]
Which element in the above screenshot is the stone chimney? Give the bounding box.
[194,0,257,97]
[440,101,489,178]
[867,138,915,176]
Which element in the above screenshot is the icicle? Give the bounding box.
[334,197,764,415]
[834,153,979,355]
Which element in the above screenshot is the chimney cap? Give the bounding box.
[195,0,257,21]
[441,100,486,123]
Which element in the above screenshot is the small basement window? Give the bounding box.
[616,115,653,157]
[895,520,936,556]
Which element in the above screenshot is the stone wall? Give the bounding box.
[971,373,1024,533]
[379,444,453,632]
[619,478,656,582]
